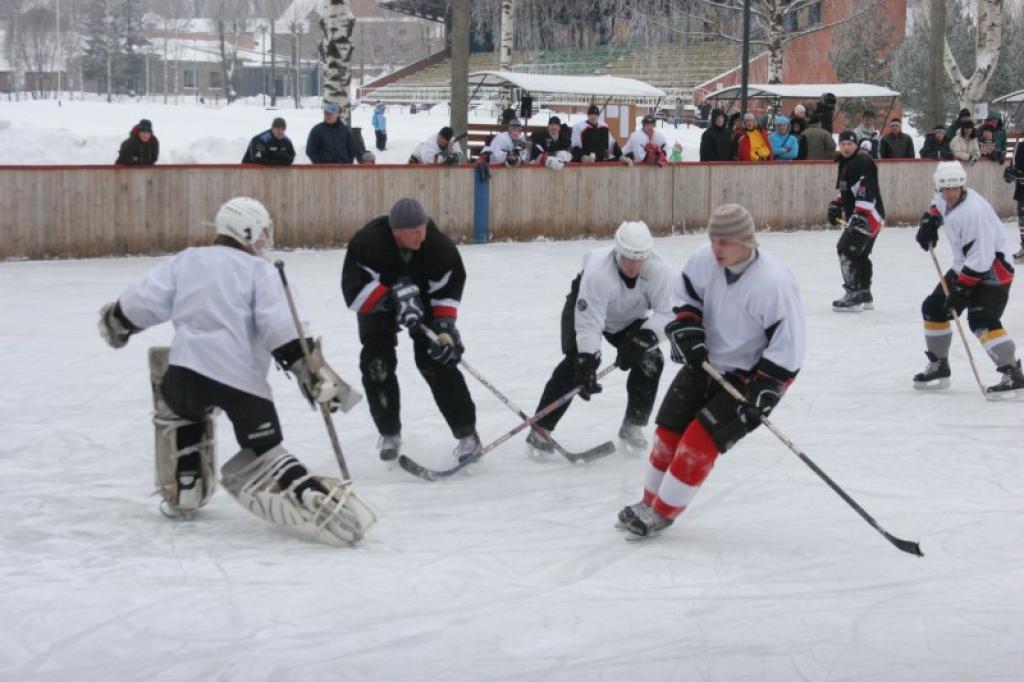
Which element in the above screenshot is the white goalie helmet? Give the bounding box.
[215,197,274,254]
[933,161,967,192]
[614,220,654,260]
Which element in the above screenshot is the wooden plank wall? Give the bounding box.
[0,161,1015,260]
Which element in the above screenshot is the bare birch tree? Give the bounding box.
[943,0,1004,110]
[319,0,354,122]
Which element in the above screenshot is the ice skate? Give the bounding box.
[832,289,864,313]
[913,352,951,390]
[624,504,673,539]
[1013,246,1024,264]
[617,420,648,450]
[377,433,402,462]
[453,432,484,464]
[525,429,555,455]
[615,501,649,530]
[860,290,874,311]
[986,360,1024,400]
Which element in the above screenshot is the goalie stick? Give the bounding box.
[398,363,619,481]
[417,325,616,463]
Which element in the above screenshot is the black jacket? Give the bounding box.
[115,126,159,166]
[836,151,885,231]
[699,109,734,161]
[919,133,954,160]
[1015,142,1024,202]
[341,216,467,321]
[530,128,572,161]
[305,120,360,164]
[242,130,296,165]
[879,133,915,159]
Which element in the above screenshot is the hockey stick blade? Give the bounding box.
[558,440,616,463]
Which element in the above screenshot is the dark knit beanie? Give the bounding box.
[389,198,429,230]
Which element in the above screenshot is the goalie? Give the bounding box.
[97,196,375,546]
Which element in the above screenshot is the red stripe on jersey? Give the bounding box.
[993,258,1015,286]
[956,271,981,287]
[358,284,390,314]
[432,306,458,319]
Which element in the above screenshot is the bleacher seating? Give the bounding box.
[595,44,742,98]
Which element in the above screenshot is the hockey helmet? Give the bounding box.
[614,221,654,261]
[215,197,274,254]
[933,161,967,192]
[641,114,657,127]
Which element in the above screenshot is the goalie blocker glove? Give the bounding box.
[273,337,350,412]
[98,301,140,349]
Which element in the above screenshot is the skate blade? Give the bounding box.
[159,501,198,520]
[985,389,1022,402]
[832,304,864,313]
[861,302,874,311]
[913,378,951,391]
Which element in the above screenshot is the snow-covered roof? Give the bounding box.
[468,71,667,98]
[992,89,1024,104]
[708,83,900,100]
[140,38,263,65]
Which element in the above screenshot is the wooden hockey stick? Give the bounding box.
[927,247,987,398]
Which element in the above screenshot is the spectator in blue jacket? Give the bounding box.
[242,117,296,165]
[371,102,387,152]
[769,115,799,161]
[306,102,364,164]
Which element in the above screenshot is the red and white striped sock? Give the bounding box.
[651,421,720,520]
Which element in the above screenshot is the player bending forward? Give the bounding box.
[98,197,375,546]
[914,161,1024,396]
[618,204,806,538]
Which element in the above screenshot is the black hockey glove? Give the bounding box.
[573,352,603,400]
[827,201,844,226]
[441,151,462,166]
[392,277,424,329]
[665,314,707,368]
[916,210,942,251]
[737,375,783,430]
[426,317,464,366]
[616,327,659,371]
[944,280,972,315]
[504,154,521,168]
[1005,166,1024,184]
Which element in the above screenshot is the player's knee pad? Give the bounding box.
[220,446,377,546]
[837,228,871,258]
[921,294,949,322]
[695,389,747,453]
[636,347,664,378]
[149,346,217,517]
[360,347,396,384]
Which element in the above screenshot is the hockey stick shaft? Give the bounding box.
[928,247,987,397]
[702,361,923,557]
[417,324,611,460]
[275,261,352,481]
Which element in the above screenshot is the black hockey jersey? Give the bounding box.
[835,151,886,234]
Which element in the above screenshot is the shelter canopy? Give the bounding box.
[707,83,900,100]
[468,71,666,98]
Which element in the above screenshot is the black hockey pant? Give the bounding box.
[837,229,876,292]
[922,268,1012,333]
[357,313,476,439]
[533,283,663,431]
[161,365,284,470]
[655,365,762,454]
[1017,200,1024,244]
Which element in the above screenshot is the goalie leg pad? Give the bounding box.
[150,346,217,518]
[220,446,376,546]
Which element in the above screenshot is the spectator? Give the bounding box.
[530,115,572,162]
[305,102,365,164]
[950,119,981,164]
[241,117,296,166]
[115,119,159,166]
[734,112,772,162]
[768,115,799,161]
[791,103,807,123]
[789,114,808,160]
[371,102,387,152]
[409,126,463,165]
[812,92,837,133]
[977,126,1003,164]
[852,109,880,158]
[879,119,915,159]
[699,108,733,161]
[946,108,973,140]
[669,142,683,163]
[980,112,1007,163]
[919,124,954,160]
[802,113,836,160]
[571,104,621,162]
[622,114,668,166]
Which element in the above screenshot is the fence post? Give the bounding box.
[473,166,490,243]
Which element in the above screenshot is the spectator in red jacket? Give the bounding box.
[734,113,773,162]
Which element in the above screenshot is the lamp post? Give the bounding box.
[739,0,751,117]
[56,0,62,105]
[261,25,267,106]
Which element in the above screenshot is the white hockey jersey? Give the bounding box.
[932,189,1012,278]
[485,131,531,165]
[411,134,464,164]
[118,245,307,400]
[621,129,668,162]
[574,245,675,355]
[673,244,806,376]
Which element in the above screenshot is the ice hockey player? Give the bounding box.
[96,197,374,546]
[1005,135,1024,262]
[530,115,573,170]
[483,118,531,167]
[408,126,463,165]
[827,130,886,312]
[622,114,668,167]
[913,161,1023,397]
[571,104,622,163]
[617,204,806,538]
[527,221,673,453]
[341,197,483,463]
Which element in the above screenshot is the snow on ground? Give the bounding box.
[1,225,1022,680]
[0,97,714,165]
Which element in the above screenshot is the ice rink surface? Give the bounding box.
[2,226,1022,681]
